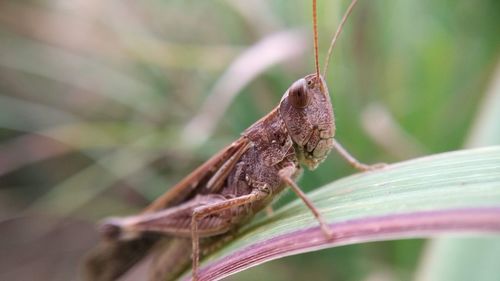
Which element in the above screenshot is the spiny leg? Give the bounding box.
[278,165,333,238]
[191,190,268,280]
[332,139,386,171]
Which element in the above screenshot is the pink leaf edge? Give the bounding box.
[191,207,500,281]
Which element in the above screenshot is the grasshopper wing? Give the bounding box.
[83,138,251,281]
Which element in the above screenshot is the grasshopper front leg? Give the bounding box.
[279,165,333,238]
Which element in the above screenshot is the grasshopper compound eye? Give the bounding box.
[288,79,311,108]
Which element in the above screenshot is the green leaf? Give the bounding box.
[415,65,500,281]
[416,237,500,281]
[186,146,500,281]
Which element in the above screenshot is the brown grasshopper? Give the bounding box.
[84,0,382,280]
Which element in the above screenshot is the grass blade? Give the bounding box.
[184,146,500,280]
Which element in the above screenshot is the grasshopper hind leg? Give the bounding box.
[190,190,268,280]
[98,191,269,281]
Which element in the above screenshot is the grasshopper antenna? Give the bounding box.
[322,0,359,79]
[312,0,320,80]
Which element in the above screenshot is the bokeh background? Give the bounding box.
[0,0,499,280]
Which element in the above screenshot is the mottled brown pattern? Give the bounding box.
[84,74,337,281]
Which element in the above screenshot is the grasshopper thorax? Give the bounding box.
[279,74,336,170]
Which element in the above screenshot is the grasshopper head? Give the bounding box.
[279,74,336,170]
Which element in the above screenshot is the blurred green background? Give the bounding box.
[0,0,498,280]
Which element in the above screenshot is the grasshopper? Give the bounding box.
[84,0,382,280]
